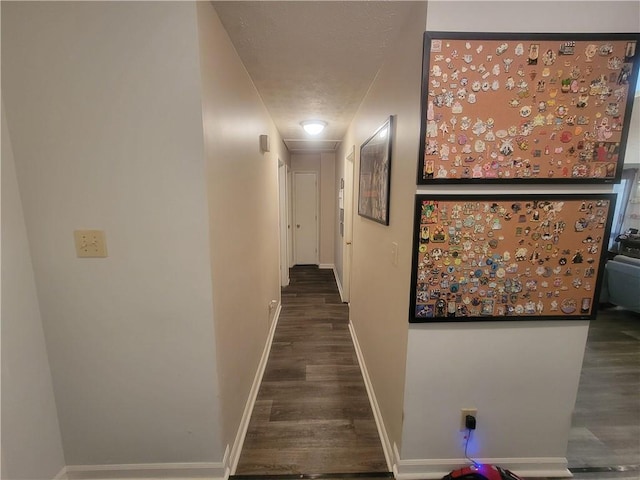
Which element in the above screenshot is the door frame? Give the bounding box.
[292,171,319,265]
[342,146,355,302]
[278,159,290,287]
[287,169,294,268]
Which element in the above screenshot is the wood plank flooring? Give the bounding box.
[234,266,639,480]
[561,306,640,480]
[235,266,388,476]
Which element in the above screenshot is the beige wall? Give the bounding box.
[197,1,287,455]
[625,96,640,164]
[2,0,224,468]
[335,1,428,458]
[291,152,336,266]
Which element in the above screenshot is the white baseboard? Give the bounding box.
[52,303,284,480]
[63,461,227,480]
[392,444,571,479]
[53,466,68,480]
[332,266,345,302]
[348,322,393,471]
[228,302,282,475]
[318,263,334,269]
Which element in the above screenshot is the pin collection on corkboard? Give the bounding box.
[409,195,614,322]
[418,33,639,184]
[409,32,638,323]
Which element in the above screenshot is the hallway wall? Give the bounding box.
[337,1,640,478]
[196,0,288,457]
[626,96,640,164]
[401,1,639,478]
[2,102,66,480]
[335,0,428,463]
[2,0,224,469]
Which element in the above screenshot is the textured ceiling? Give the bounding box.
[212,1,418,151]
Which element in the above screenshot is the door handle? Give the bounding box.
[346,241,352,245]
[297,224,301,228]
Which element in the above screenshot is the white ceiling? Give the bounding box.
[212,1,420,153]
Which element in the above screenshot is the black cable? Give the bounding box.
[464,428,480,467]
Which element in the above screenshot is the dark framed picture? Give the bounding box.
[409,193,616,323]
[358,116,394,225]
[418,32,640,184]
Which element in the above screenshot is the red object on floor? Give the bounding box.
[442,463,524,480]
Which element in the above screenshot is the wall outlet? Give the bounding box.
[74,230,107,258]
[460,408,477,431]
[269,300,278,311]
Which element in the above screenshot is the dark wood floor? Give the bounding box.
[560,306,640,480]
[235,266,388,476]
[235,266,639,480]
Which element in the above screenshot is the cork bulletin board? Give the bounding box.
[409,194,615,323]
[418,32,640,184]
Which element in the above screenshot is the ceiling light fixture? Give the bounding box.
[301,120,327,135]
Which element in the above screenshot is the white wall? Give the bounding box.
[1,103,66,480]
[395,2,640,478]
[196,0,287,458]
[336,1,428,466]
[625,96,640,165]
[291,152,336,266]
[2,1,223,468]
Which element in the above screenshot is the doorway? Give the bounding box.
[342,147,356,302]
[293,172,318,265]
[278,160,290,287]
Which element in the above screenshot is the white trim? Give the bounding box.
[53,305,283,480]
[320,263,345,301]
[320,263,346,303]
[392,447,571,480]
[53,466,68,480]
[64,462,227,480]
[331,265,345,303]
[222,444,230,479]
[228,302,282,475]
[348,322,393,471]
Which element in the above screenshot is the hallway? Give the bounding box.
[235,266,389,477]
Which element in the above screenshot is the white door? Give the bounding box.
[343,147,355,302]
[293,172,318,265]
[278,160,290,287]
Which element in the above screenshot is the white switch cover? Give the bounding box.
[391,242,399,266]
[74,230,108,257]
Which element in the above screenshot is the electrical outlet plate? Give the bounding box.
[74,230,107,258]
[391,242,399,266]
[460,408,477,431]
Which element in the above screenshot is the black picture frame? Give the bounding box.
[358,116,394,225]
[418,32,640,185]
[409,193,616,323]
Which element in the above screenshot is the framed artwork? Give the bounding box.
[358,116,394,225]
[418,32,640,184]
[409,194,616,323]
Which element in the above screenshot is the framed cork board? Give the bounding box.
[409,194,615,323]
[418,32,640,184]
